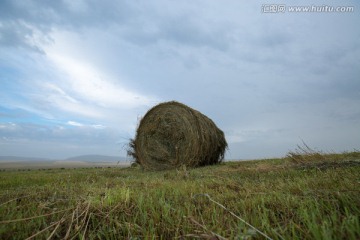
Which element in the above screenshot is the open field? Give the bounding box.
[0,151,359,239]
[0,161,130,170]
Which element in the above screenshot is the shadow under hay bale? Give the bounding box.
[128,101,228,170]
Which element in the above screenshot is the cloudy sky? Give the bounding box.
[0,0,359,160]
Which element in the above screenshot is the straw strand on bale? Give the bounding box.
[128,101,227,170]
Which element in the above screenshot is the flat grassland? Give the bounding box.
[0,151,359,239]
[0,161,130,170]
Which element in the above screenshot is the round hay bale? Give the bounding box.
[129,101,227,170]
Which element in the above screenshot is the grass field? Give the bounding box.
[0,160,130,170]
[0,150,359,239]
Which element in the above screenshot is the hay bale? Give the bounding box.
[128,101,227,170]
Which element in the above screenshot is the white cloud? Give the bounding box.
[37,82,104,119]
[92,124,106,129]
[67,121,84,127]
[0,122,18,131]
[66,121,107,130]
[43,30,158,109]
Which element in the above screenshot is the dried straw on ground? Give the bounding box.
[128,101,227,170]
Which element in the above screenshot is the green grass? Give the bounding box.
[1,151,360,239]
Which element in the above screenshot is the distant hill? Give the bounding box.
[65,155,128,162]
